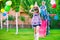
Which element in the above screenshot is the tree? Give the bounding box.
[20,0,42,18]
[11,0,20,34]
[19,16,25,28]
[8,15,15,28]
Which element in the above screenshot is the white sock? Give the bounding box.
[34,34,36,40]
[36,33,39,40]
[34,33,39,40]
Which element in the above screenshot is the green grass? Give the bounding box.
[0,28,60,40]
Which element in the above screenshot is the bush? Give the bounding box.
[2,19,6,23]
[50,16,60,29]
[8,15,15,21]
[19,16,25,22]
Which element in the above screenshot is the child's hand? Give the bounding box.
[29,8,34,13]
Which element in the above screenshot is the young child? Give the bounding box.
[29,2,41,40]
[40,1,47,20]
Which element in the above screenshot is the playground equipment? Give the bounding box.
[39,20,47,38]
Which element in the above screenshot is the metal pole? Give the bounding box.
[7,13,8,32]
[16,12,18,34]
[1,13,3,29]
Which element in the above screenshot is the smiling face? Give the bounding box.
[33,6,39,13]
[42,1,45,6]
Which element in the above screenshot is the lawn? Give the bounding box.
[0,28,60,40]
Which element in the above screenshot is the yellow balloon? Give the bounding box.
[1,9,5,13]
[0,0,2,1]
[30,5,33,9]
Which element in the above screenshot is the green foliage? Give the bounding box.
[50,20,60,29]
[0,0,6,10]
[8,15,15,21]
[2,15,15,23]
[20,0,42,18]
[1,0,60,24]
[50,16,60,29]
[19,16,25,22]
[15,6,20,12]
[20,0,60,18]
[2,18,7,23]
[11,0,20,12]
[0,0,60,14]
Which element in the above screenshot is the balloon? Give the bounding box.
[50,0,56,5]
[54,15,58,20]
[5,5,11,12]
[6,1,12,6]
[52,4,56,8]
[1,8,5,13]
[3,12,7,16]
[30,5,33,8]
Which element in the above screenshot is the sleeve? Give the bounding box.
[45,5,47,9]
[38,7,41,13]
[40,6,42,9]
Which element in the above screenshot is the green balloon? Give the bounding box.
[5,5,11,12]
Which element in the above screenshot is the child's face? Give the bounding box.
[33,7,39,13]
[42,2,45,5]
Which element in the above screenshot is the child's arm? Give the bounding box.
[29,8,34,13]
[38,6,41,13]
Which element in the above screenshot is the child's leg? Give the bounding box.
[36,26,39,33]
[34,27,37,40]
[34,25,40,40]
[35,26,39,40]
[34,27,36,34]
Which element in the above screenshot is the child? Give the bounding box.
[40,1,47,20]
[29,2,41,40]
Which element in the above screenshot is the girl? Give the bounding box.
[29,3,41,40]
[40,1,47,20]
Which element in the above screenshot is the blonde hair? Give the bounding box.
[42,1,46,4]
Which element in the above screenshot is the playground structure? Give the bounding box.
[39,20,47,38]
